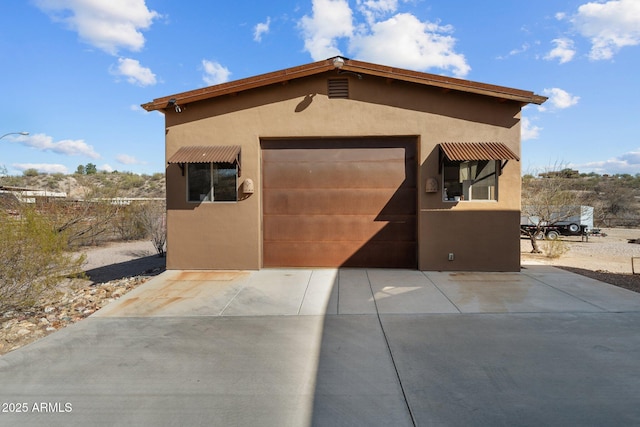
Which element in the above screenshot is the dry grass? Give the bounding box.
[543,239,570,259]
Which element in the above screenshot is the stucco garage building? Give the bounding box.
[142,57,546,272]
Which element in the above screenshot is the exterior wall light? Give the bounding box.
[425,177,438,193]
[242,178,254,194]
[168,98,183,113]
[333,57,345,69]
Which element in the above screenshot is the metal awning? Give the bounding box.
[440,142,520,161]
[167,145,241,164]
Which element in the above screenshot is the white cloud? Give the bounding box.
[299,0,470,77]
[521,117,542,141]
[545,38,576,63]
[299,0,354,60]
[112,57,157,86]
[509,43,531,56]
[351,13,470,77]
[100,164,115,172]
[358,0,398,12]
[571,0,640,60]
[577,149,640,174]
[357,0,399,24]
[13,163,69,174]
[254,17,271,42]
[14,133,100,159]
[540,88,580,110]
[202,60,232,85]
[116,154,145,165]
[35,0,160,55]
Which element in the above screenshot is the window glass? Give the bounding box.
[188,163,212,202]
[187,163,237,202]
[212,163,237,201]
[443,160,498,201]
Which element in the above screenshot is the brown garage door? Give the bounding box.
[262,138,417,268]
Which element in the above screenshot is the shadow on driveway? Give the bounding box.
[1,267,640,426]
[85,254,166,284]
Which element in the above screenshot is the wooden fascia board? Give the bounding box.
[141,57,548,111]
[341,62,547,105]
[142,61,335,111]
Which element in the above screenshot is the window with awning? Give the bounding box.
[168,146,241,202]
[440,142,519,202]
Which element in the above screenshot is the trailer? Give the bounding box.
[521,206,594,240]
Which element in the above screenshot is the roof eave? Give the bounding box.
[142,59,336,112]
[340,60,547,105]
[141,57,547,112]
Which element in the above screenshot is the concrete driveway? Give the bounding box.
[1,265,640,426]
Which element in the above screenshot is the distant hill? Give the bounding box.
[0,172,166,199]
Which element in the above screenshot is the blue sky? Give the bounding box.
[1,0,639,176]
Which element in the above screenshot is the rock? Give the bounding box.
[2,319,18,330]
[18,321,36,329]
[1,273,152,356]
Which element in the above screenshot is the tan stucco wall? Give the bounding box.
[164,71,523,271]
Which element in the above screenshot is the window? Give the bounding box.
[443,159,498,201]
[187,163,237,202]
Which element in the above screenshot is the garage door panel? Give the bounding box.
[264,215,416,242]
[263,160,412,189]
[262,138,417,268]
[263,241,417,268]
[262,149,409,163]
[263,188,416,215]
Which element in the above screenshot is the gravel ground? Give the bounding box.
[80,240,166,284]
[521,227,640,293]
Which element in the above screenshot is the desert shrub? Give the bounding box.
[45,177,60,190]
[119,173,145,190]
[543,239,570,259]
[113,204,147,241]
[42,184,122,247]
[137,201,167,256]
[0,207,85,311]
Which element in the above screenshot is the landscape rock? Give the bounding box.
[0,274,151,356]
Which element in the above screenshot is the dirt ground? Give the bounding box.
[80,239,166,283]
[521,227,640,293]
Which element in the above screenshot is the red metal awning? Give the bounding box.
[440,142,520,161]
[167,145,241,164]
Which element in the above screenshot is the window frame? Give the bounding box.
[186,162,238,203]
[442,159,500,202]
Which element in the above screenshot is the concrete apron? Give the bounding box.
[0,266,639,426]
[93,265,640,317]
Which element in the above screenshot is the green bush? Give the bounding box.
[0,207,85,311]
[119,173,145,190]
